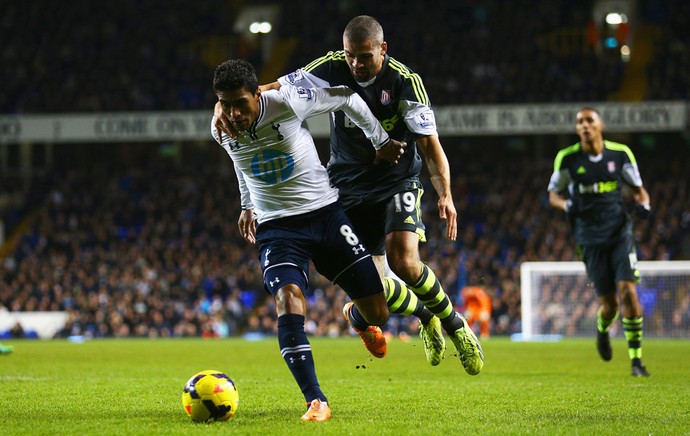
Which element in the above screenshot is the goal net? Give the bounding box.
[520,261,690,340]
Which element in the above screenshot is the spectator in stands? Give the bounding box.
[3,140,689,340]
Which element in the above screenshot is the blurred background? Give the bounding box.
[1,0,689,341]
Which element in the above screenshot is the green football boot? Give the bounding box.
[450,314,484,375]
[419,316,445,366]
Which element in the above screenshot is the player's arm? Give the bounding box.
[213,101,238,141]
[277,67,405,163]
[549,190,568,211]
[212,81,284,140]
[621,157,651,216]
[332,88,406,164]
[416,135,457,241]
[632,185,650,207]
[285,85,405,164]
[547,162,575,213]
[210,120,257,243]
[631,185,651,218]
[399,99,456,241]
[549,190,569,211]
[260,81,281,92]
[238,209,256,244]
[234,164,256,244]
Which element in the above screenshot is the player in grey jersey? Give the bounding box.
[548,107,652,377]
[214,16,484,375]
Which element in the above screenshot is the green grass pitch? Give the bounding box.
[1,337,688,435]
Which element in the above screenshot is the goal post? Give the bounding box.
[520,261,690,341]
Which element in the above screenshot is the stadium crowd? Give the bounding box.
[1,140,689,340]
[2,0,690,340]
[2,0,688,113]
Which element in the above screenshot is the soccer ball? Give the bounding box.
[182,370,239,422]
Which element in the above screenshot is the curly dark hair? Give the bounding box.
[213,59,258,94]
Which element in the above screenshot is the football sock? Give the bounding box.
[409,264,463,333]
[622,316,644,361]
[597,308,619,333]
[384,277,434,324]
[347,303,374,331]
[277,314,327,404]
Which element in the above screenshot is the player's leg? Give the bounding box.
[613,237,650,377]
[583,245,618,362]
[257,224,330,421]
[346,203,443,363]
[384,274,445,365]
[618,280,650,376]
[272,277,332,420]
[383,187,482,374]
[313,205,388,358]
[371,254,437,323]
[595,292,618,361]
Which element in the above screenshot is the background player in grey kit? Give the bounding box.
[548,107,652,377]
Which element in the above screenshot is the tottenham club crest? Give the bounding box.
[607,161,616,173]
[297,87,315,101]
[380,89,391,105]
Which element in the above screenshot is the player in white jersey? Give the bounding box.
[212,59,406,421]
[213,17,484,374]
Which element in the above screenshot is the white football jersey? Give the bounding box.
[212,85,389,223]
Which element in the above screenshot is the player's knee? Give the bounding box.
[600,296,619,315]
[388,256,421,283]
[274,284,306,315]
[618,281,638,301]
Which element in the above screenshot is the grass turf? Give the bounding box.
[0,337,688,435]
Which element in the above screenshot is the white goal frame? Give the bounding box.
[520,261,690,341]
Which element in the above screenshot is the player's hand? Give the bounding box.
[214,101,239,141]
[238,209,256,244]
[635,203,652,219]
[564,197,584,216]
[438,195,457,241]
[374,139,407,165]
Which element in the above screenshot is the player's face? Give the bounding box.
[216,87,260,131]
[343,37,387,82]
[575,109,604,144]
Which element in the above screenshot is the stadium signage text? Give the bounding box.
[435,101,686,135]
[0,102,686,144]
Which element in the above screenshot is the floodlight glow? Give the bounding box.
[258,22,272,33]
[605,12,628,25]
[606,13,622,25]
[249,21,272,34]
